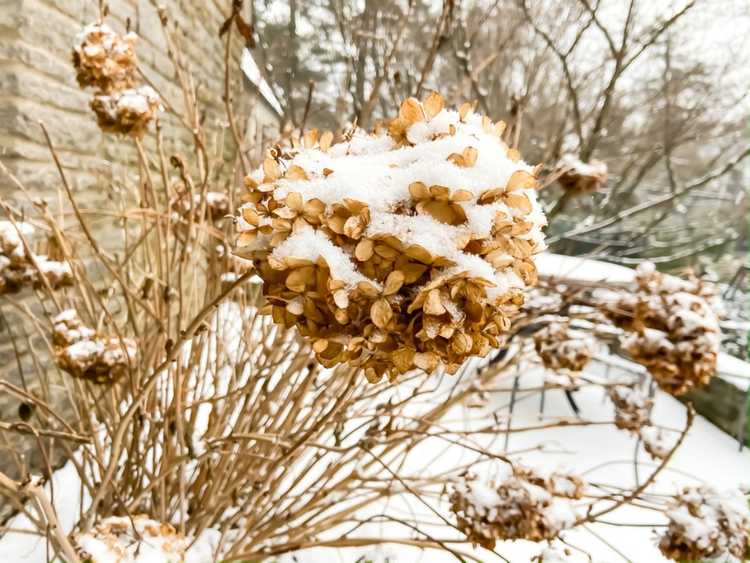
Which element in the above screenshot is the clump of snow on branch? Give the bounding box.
[52,309,136,384]
[658,485,750,561]
[0,220,72,294]
[601,262,720,395]
[235,93,547,382]
[450,466,583,549]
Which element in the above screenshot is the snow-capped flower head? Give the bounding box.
[533,321,595,372]
[450,466,583,549]
[0,221,73,294]
[658,485,750,561]
[72,23,138,93]
[90,86,163,137]
[555,154,608,194]
[53,310,137,384]
[235,93,548,382]
[601,262,721,395]
[608,383,652,433]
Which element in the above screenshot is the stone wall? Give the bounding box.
[0,0,280,482]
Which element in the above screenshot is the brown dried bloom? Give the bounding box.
[91,86,162,137]
[601,262,720,395]
[450,467,582,549]
[52,309,136,384]
[658,485,750,561]
[72,23,138,93]
[74,515,189,562]
[608,384,652,433]
[235,93,547,382]
[0,221,72,294]
[533,321,595,372]
[555,154,608,194]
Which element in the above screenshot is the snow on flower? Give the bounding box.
[450,466,583,549]
[601,262,720,395]
[659,485,750,561]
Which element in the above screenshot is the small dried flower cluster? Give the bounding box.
[52,309,136,384]
[450,467,582,549]
[608,384,679,460]
[658,485,750,561]
[235,93,547,381]
[73,23,161,136]
[555,154,608,194]
[602,262,720,395]
[72,23,137,92]
[74,516,189,562]
[533,321,595,372]
[90,86,162,137]
[0,221,72,294]
[607,384,652,432]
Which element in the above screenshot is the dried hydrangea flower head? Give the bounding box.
[450,466,582,549]
[74,516,190,562]
[91,86,163,137]
[72,23,138,93]
[73,22,161,137]
[0,221,72,294]
[639,426,678,460]
[608,383,652,433]
[659,485,750,561]
[602,262,720,395]
[235,93,547,382]
[555,154,608,194]
[52,309,136,384]
[533,321,595,372]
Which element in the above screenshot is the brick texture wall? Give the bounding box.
[0,0,279,481]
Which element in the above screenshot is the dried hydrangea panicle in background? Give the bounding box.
[608,383,652,432]
[235,93,547,382]
[74,516,191,563]
[555,154,608,194]
[659,485,750,561]
[450,466,583,549]
[52,309,136,384]
[601,262,720,395]
[0,221,72,294]
[72,23,138,93]
[91,86,163,137]
[73,22,161,137]
[533,321,595,372]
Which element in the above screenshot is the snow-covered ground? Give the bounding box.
[276,358,750,563]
